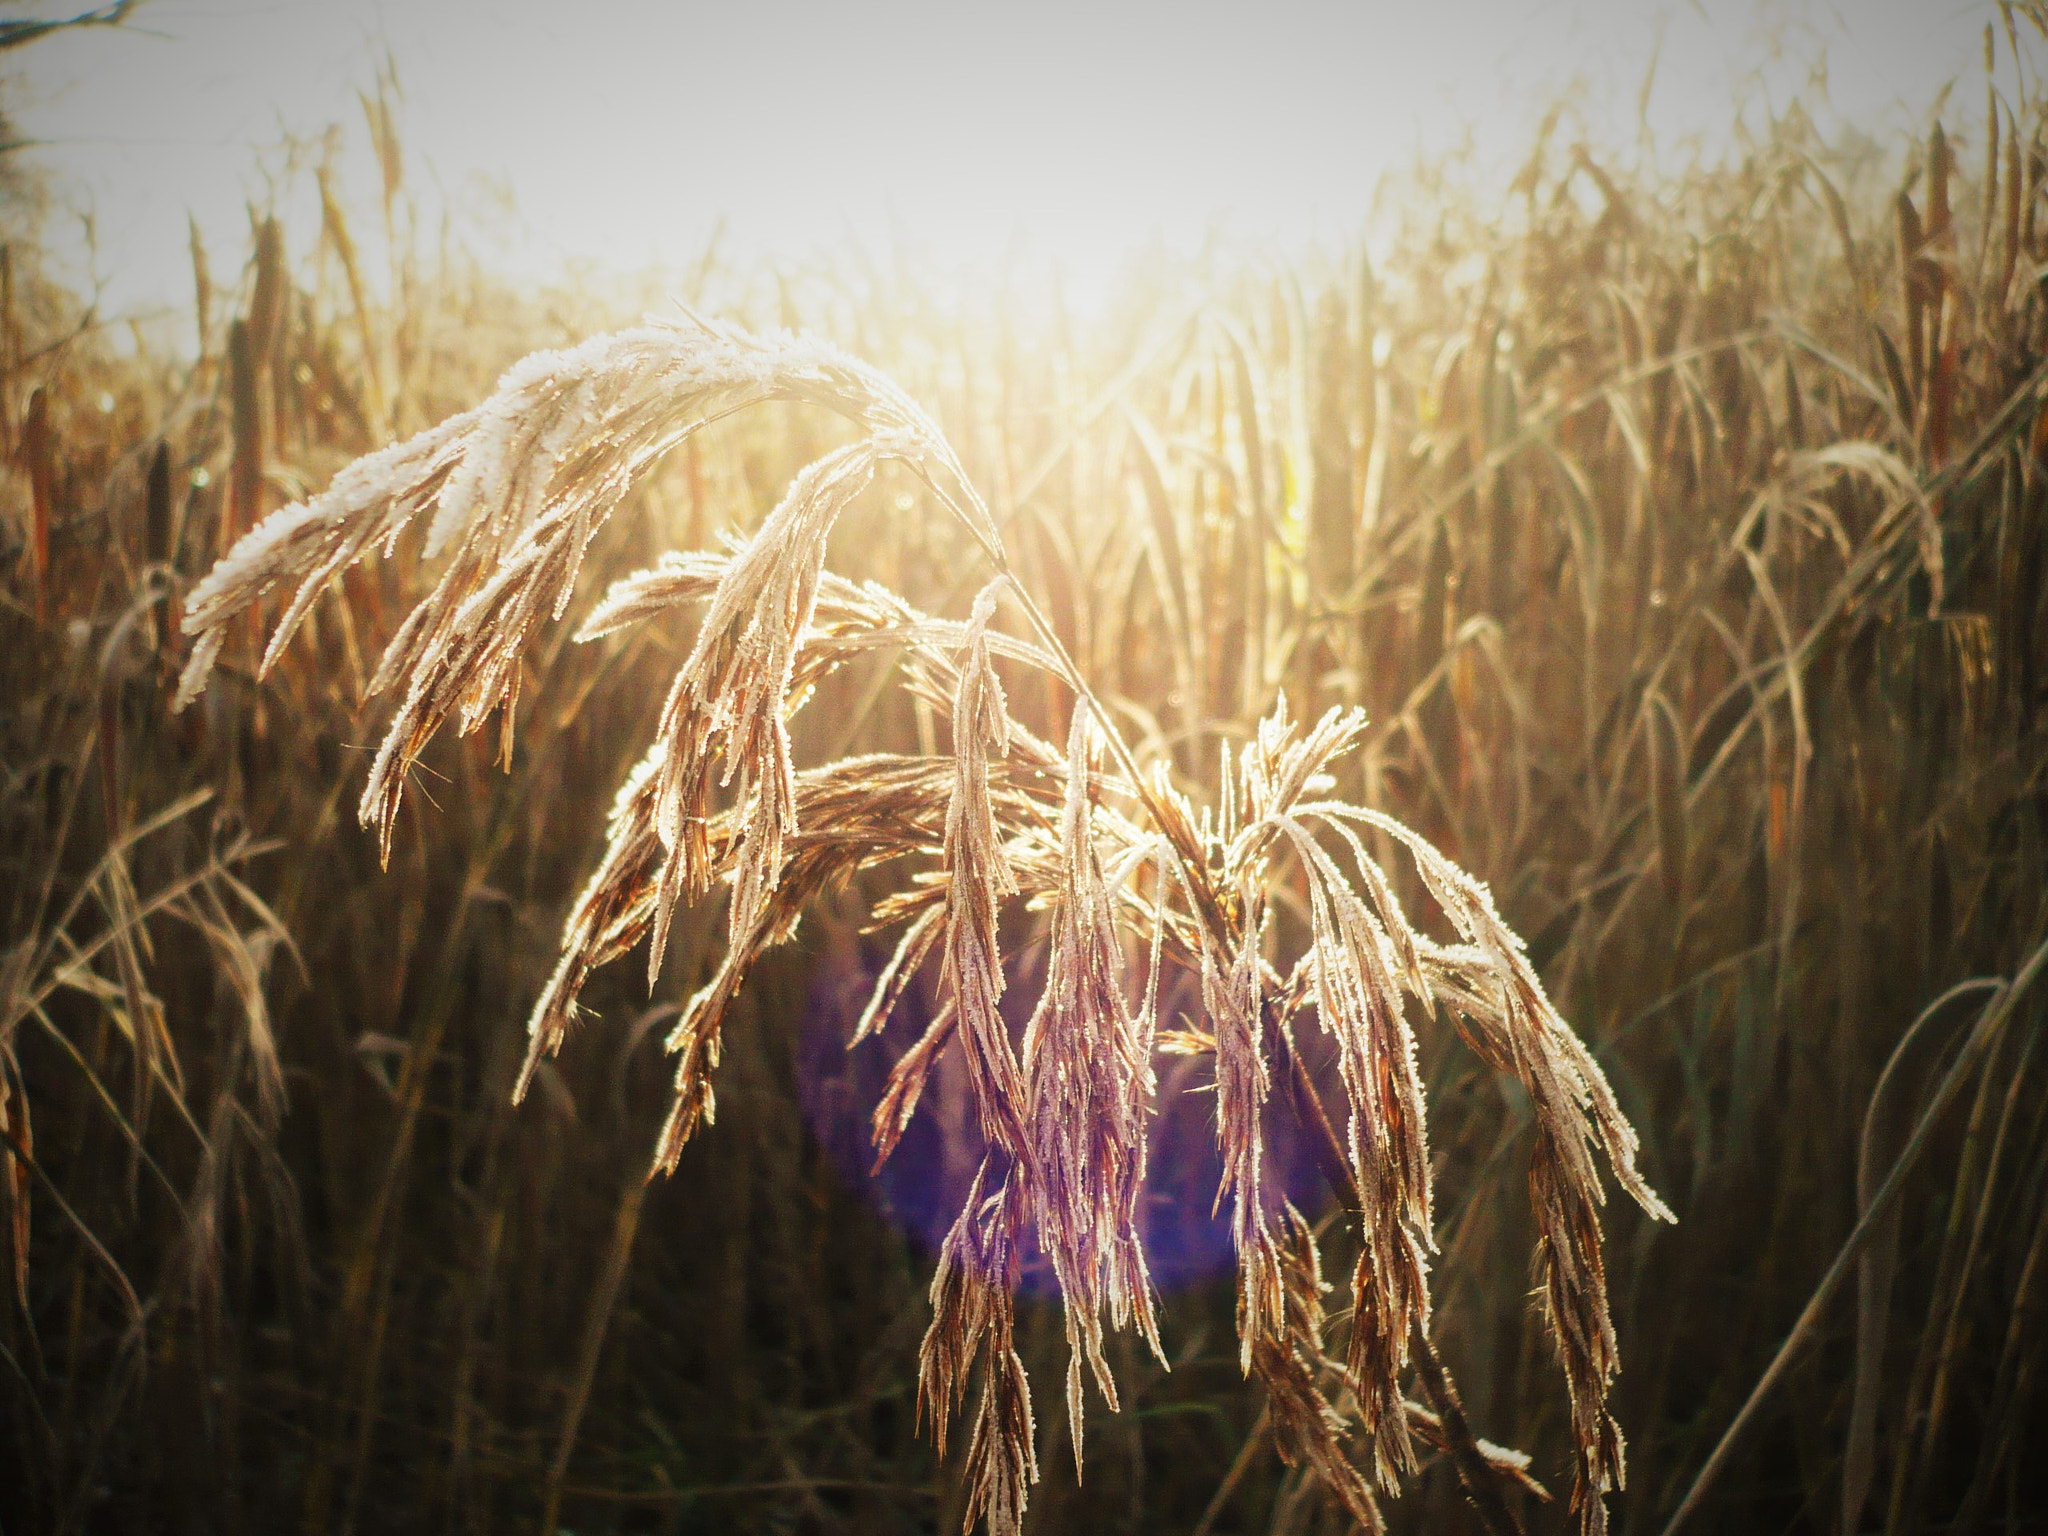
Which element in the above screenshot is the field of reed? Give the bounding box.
[5,17,2048,1536]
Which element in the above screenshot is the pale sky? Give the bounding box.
[0,0,2009,319]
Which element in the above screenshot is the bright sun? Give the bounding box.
[7,0,1990,323]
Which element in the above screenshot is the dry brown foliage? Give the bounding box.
[178,310,1671,1534]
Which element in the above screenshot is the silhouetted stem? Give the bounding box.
[1657,933,2048,1536]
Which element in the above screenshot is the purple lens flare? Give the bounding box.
[795,927,1323,1299]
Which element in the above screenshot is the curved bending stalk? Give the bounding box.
[178,311,1668,1536]
[1657,937,2048,1536]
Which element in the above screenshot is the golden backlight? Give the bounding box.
[7,0,1988,321]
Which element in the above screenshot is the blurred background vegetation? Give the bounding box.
[4,5,2048,1533]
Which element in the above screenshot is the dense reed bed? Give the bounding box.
[6,26,2048,1535]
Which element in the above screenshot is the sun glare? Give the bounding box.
[5,0,1987,324]
[12,2,2048,1531]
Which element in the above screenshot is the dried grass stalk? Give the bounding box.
[1021,702,1165,1458]
[1204,889,1278,1370]
[922,1162,1037,1536]
[1251,1205,1385,1535]
[178,314,1668,1536]
[938,582,1031,1164]
[645,436,894,978]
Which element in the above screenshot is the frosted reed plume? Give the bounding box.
[1202,887,1277,1370]
[179,312,1669,1535]
[938,584,1032,1167]
[644,435,898,980]
[177,314,992,856]
[1022,702,1165,1458]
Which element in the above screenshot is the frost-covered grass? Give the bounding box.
[8,44,2048,1536]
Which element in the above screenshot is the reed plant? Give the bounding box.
[172,304,1674,1535]
[7,18,2048,1535]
